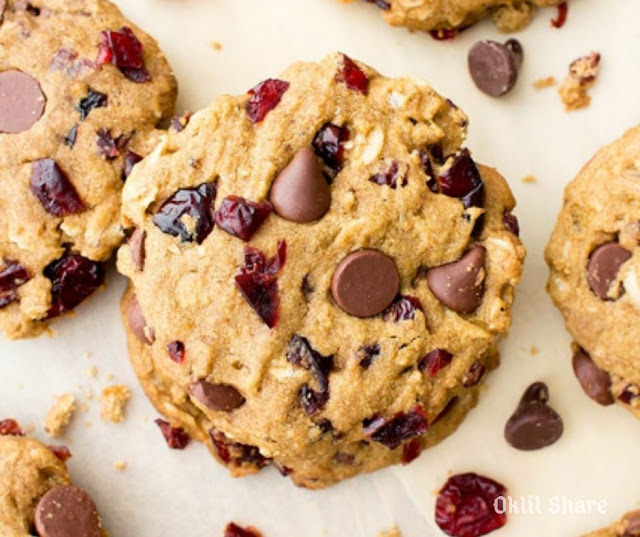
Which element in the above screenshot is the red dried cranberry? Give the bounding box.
[0,261,31,297]
[49,445,72,462]
[429,28,460,40]
[369,161,407,189]
[435,472,507,537]
[313,122,350,175]
[31,159,85,217]
[435,149,484,209]
[358,343,381,369]
[0,292,17,309]
[336,54,369,94]
[419,349,453,377]
[363,405,428,449]
[209,429,271,470]
[153,182,217,244]
[618,385,639,405]
[167,341,185,364]
[383,295,423,322]
[364,0,390,10]
[155,419,190,449]
[123,151,142,180]
[214,196,273,241]
[463,361,486,388]
[224,522,263,537]
[0,419,24,436]
[96,128,131,160]
[402,438,422,465]
[235,241,286,328]
[287,335,334,415]
[299,385,329,415]
[96,27,150,83]
[77,90,107,121]
[44,255,104,319]
[503,212,519,236]
[551,2,568,28]
[246,78,290,123]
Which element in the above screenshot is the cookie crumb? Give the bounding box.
[114,460,127,471]
[533,76,556,89]
[211,41,223,51]
[530,345,539,356]
[87,365,98,377]
[559,52,601,111]
[44,394,76,438]
[521,175,537,184]
[100,385,130,423]
[378,526,402,537]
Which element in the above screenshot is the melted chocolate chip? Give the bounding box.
[468,40,522,97]
[587,242,631,300]
[0,70,46,133]
[189,380,245,412]
[34,485,102,537]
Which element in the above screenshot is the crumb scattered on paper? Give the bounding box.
[44,394,76,438]
[530,346,539,356]
[114,460,127,471]
[521,175,537,184]
[211,41,223,51]
[378,526,402,537]
[533,76,556,89]
[559,52,601,111]
[100,385,131,423]
[87,366,97,378]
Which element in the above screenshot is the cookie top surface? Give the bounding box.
[118,53,525,488]
[0,0,177,339]
[362,0,564,33]
[546,127,640,391]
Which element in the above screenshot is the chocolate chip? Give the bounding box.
[587,242,631,300]
[34,485,102,537]
[571,348,614,406]
[123,150,142,180]
[128,228,146,271]
[269,147,331,223]
[0,70,46,133]
[189,380,245,412]
[331,249,399,317]
[504,382,563,451]
[126,294,154,345]
[426,246,486,313]
[468,40,522,97]
[623,510,640,536]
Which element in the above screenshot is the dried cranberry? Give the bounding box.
[171,111,191,132]
[364,0,390,10]
[435,149,484,209]
[335,54,369,94]
[96,27,150,83]
[0,419,24,436]
[618,385,639,405]
[383,295,423,322]
[313,122,350,175]
[96,128,131,160]
[0,292,17,309]
[214,196,272,241]
[358,344,381,369]
[503,211,519,236]
[44,255,104,319]
[287,335,334,414]
[153,182,217,244]
[419,349,453,377]
[246,78,290,123]
[463,361,486,388]
[235,241,286,328]
[31,159,85,217]
[430,28,461,40]
[224,522,263,537]
[402,438,422,465]
[209,429,271,471]
[551,2,568,28]
[369,161,407,189]
[0,260,31,310]
[167,341,185,364]
[299,385,329,415]
[420,150,437,189]
[363,405,428,449]
[49,445,72,462]
[76,90,107,121]
[435,473,507,537]
[155,419,190,449]
[123,151,142,180]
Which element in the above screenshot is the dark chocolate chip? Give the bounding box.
[123,150,142,180]
[0,70,46,133]
[269,147,331,223]
[76,90,107,121]
[504,382,563,451]
[571,348,614,406]
[468,40,522,97]
[587,242,631,300]
[34,485,102,537]
[426,246,486,314]
[331,249,399,317]
[126,294,154,345]
[189,380,245,412]
[128,228,146,271]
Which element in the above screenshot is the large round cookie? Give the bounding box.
[0,0,177,339]
[118,53,525,489]
[546,126,640,419]
[0,420,107,536]
[358,0,565,35]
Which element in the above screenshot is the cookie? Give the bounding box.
[359,0,566,35]
[117,53,525,488]
[583,510,640,537]
[546,126,640,419]
[0,0,177,339]
[0,419,107,537]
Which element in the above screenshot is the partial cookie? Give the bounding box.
[118,53,525,488]
[583,510,640,537]
[358,0,566,35]
[546,126,640,419]
[0,419,107,537]
[0,0,177,339]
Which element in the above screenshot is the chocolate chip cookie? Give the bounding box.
[0,0,177,339]
[360,0,566,35]
[0,419,107,537]
[546,126,640,419]
[583,510,640,537]
[118,53,525,489]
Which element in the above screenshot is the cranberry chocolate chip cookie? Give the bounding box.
[0,419,107,537]
[118,53,525,488]
[359,0,566,36]
[0,0,177,339]
[546,126,640,419]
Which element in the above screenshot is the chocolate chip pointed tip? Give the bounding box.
[34,485,102,537]
[571,348,614,406]
[0,70,46,133]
